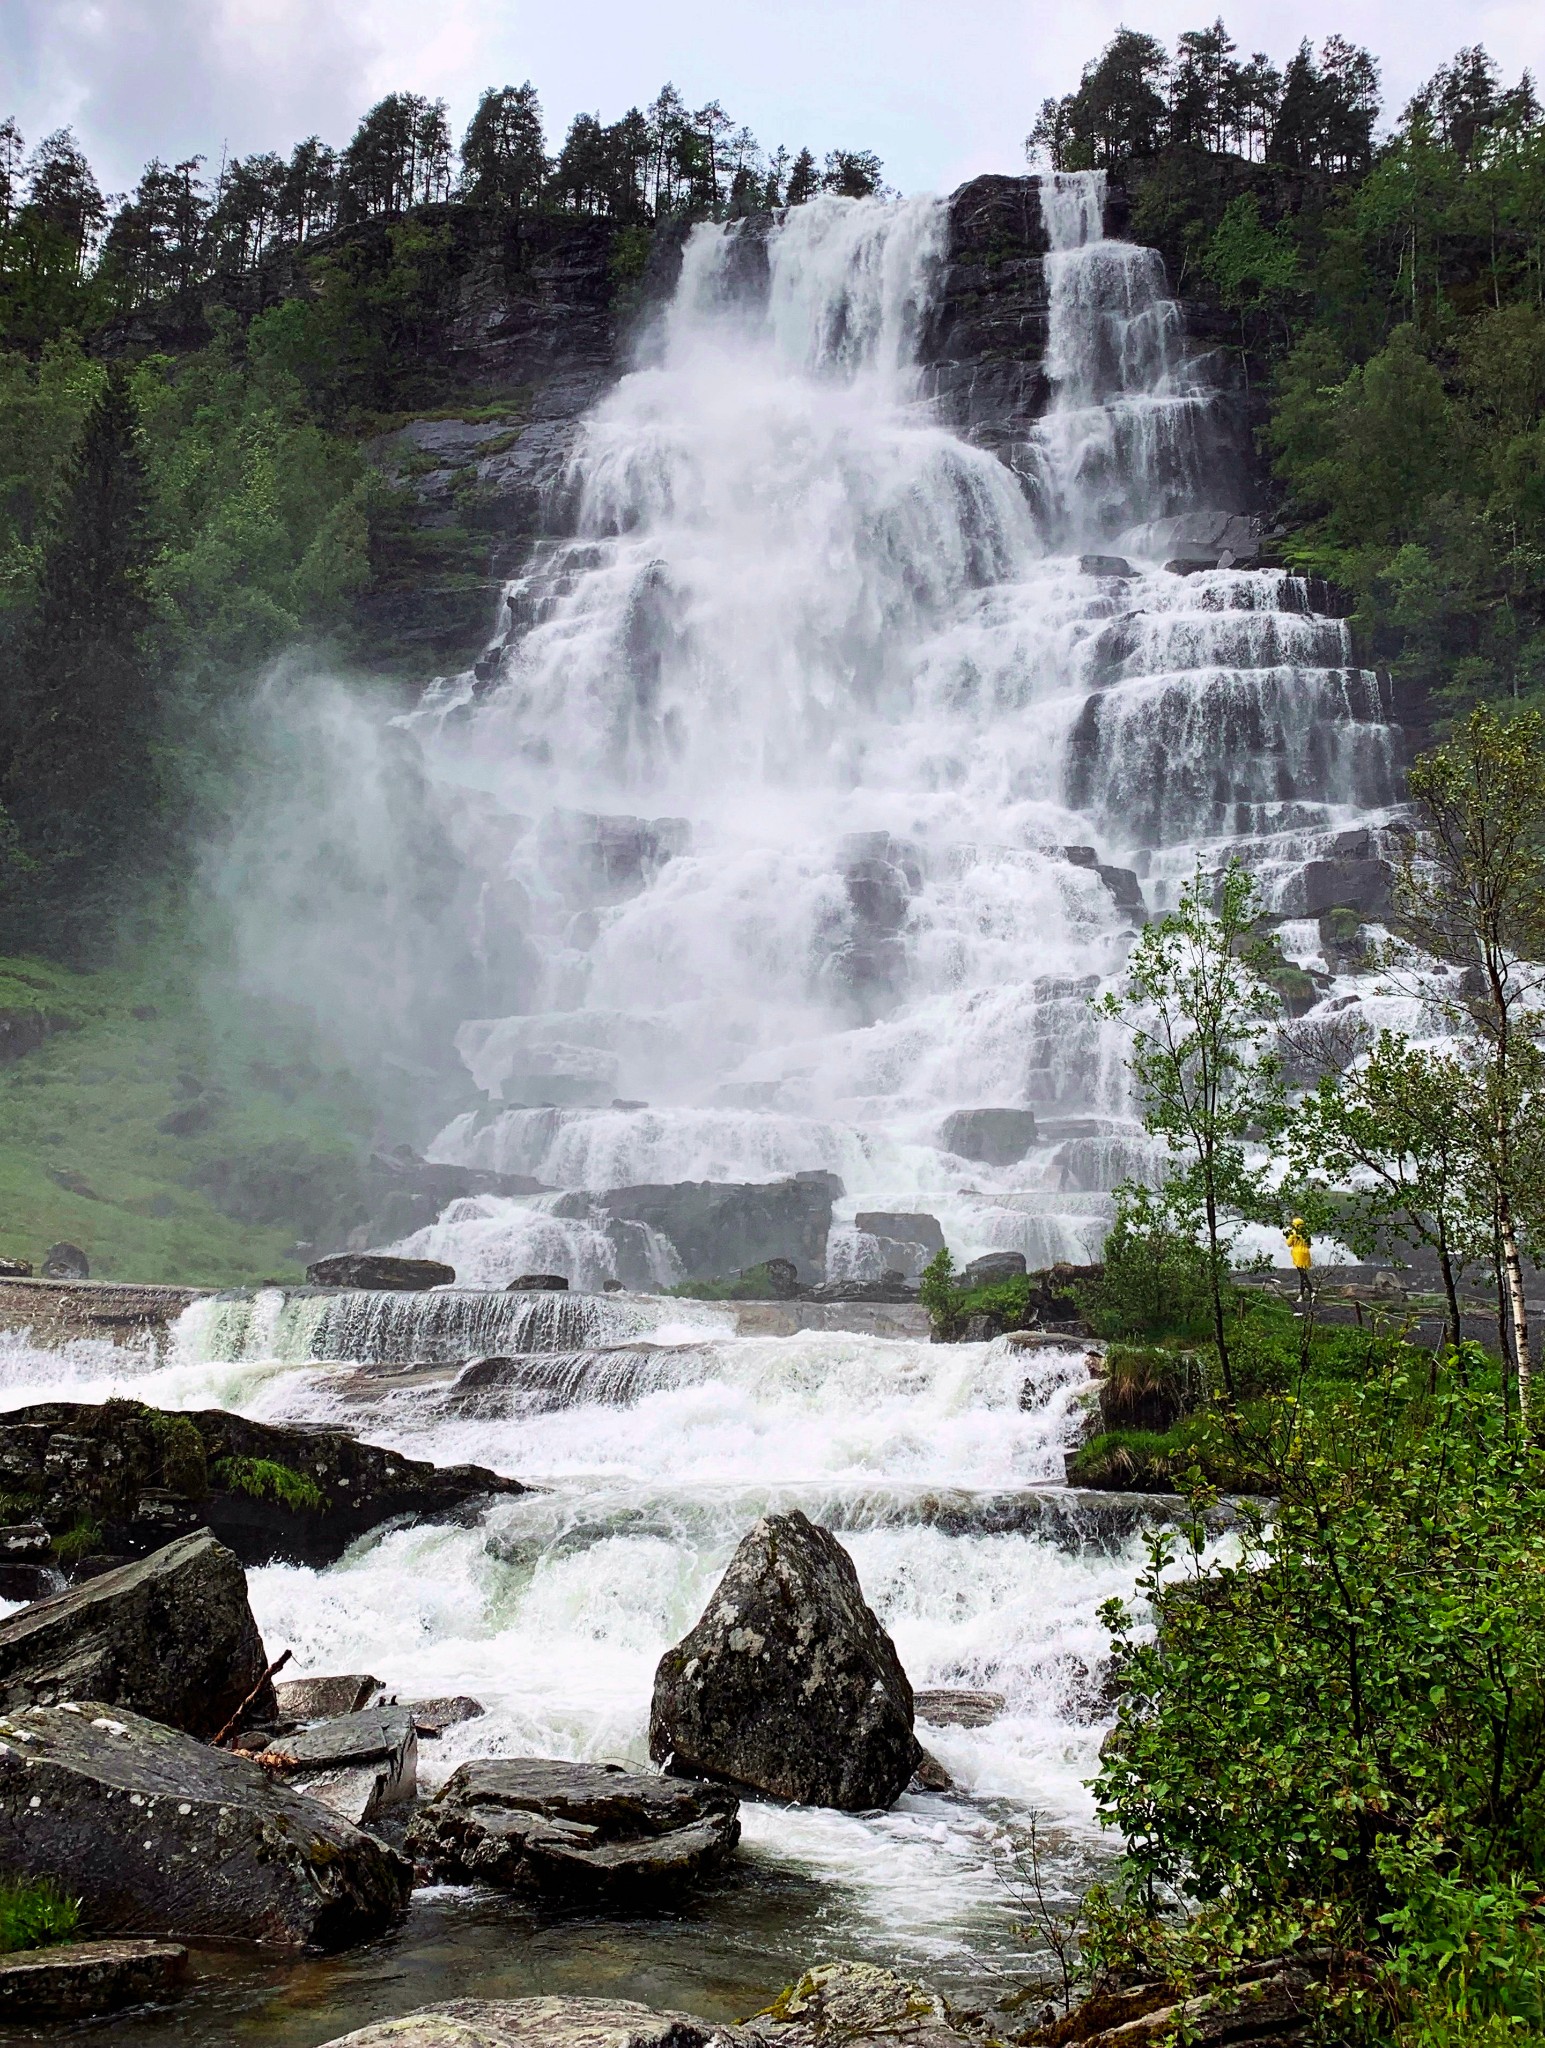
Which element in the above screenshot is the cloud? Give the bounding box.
[3,0,1541,201]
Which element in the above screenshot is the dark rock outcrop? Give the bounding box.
[0,1939,188,2020]
[939,1108,1037,1167]
[650,1510,915,1810]
[406,1694,486,1738]
[0,1532,274,1736]
[509,1273,569,1291]
[0,1399,526,1568]
[407,1757,740,1898]
[922,174,1052,465]
[0,1701,411,1948]
[274,1673,380,1721]
[960,1251,1028,1287]
[592,1173,843,1284]
[317,1998,752,2048]
[306,1253,455,1290]
[853,1213,945,1256]
[41,1243,88,1281]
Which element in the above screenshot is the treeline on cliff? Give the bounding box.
[1035,27,1545,714]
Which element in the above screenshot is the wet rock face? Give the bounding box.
[0,1939,188,2020]
[406,1758,740,1899]
[261,1706,418,1829]
[0,1702,411,1948]
[316,1997,753,2048]
[921,174,1053,463]
[649,1510,915,1811]
[0,1399,526,1569]
[593,1174,844,1285]
[0,1531,274,1737]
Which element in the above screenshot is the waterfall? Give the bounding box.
[381,173,1397,1287]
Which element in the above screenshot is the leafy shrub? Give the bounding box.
[1093,1358,1545,2031]
[0,1876,80,1953]
[1079,1190,1216,1340]
[211,1456,325,1512]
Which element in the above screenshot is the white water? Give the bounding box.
[357,172,1404,1289]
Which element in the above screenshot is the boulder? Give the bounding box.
[41,1243,88,1281]
[1079,554,1134,578]
[507,1274,569,1291]
[274,1672,381,1721]
[649,1510,915,1810]
[406,1695,486,1738]
[0,1531,274,1737]
[408,1758,739,1899]
[0,1701,411,1947]
[262,1705,417,1828]
[938,1109,1037,1167]
[910,1746,953,1791]
[0,1399,526,1569]
[913,1688,1006,1728]
[960,1251,1027,1288]
[853,1214,944,1256]
[0,1938,187,2020]
[753,1962,971,2048]
[1163,554,1221,576]
[316,1998,751,2048]
[0,1524,60,1603]
[0,1258,32,1278]
[594,1174,843,1284]
[306,1254,455,1290]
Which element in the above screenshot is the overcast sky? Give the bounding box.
[3,0,1540,202]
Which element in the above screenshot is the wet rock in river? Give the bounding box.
[405,1694,485,1738]
[306,1253,456,1290]
[649,1509,915,1810]
[753,1961,973,2048]
[317,1997,752,2048]
[274,1672,381,1720]
[938,1108,1037,1167]
[913,1688,1006,1728]
[0,1938,188,2020]
[0,1398,526,1568]
[0,1531,274,1737]
[0,1701,411,1947]
[406,1757,739,1898]
[261,1705,418,1828]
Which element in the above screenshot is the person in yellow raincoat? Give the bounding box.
[1285,1217,1312,1300]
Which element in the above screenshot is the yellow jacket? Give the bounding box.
[1285,1223,1312,1271]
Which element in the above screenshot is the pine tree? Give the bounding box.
[786,148,818,205]
[1,363,158,956]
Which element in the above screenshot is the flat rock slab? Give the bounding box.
[0,1701,411,1948]
[307,1255,455,1290]
[406,1759,739,1899]
[264,1706,417,1825]
[913,1689,1006,1728]
[0,1530,274,1736]
[317,1995,753,2048]
[275,1673,381,1720]
[0,1937,187,2018]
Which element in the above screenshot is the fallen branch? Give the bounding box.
[212,1647,292,1749]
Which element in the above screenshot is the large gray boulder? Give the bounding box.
[317,1997,750,2048]
[261,1706,418,1828]
[649,1511,914,1810]
[588,1173,843,1283]
[0,1531,274,1736]
[938,1108,1037,1167]
[306,1254,455,1290]
[0,1701,411,1947]
[406,1758,738,1899]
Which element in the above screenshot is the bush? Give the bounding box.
[0,1876,79,1953]
[1093,1355,1545,2032]
[1079,1191,1216,1340]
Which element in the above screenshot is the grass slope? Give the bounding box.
[0,952,375,1285]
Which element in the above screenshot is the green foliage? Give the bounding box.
[1080,1186,1217,1339]
[1095,862,1282,1393]
[50,1518,101,1566]
[211,1455,325,1512]
[917,1246,1036,1338]
[1203,193,1299,313]
[1094,1359,1545,2030]
[0,1876,80,1954]
[147,1411,208,1498]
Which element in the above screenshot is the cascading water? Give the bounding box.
[383,170,1399,1286]
[14,176,1405,2041]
